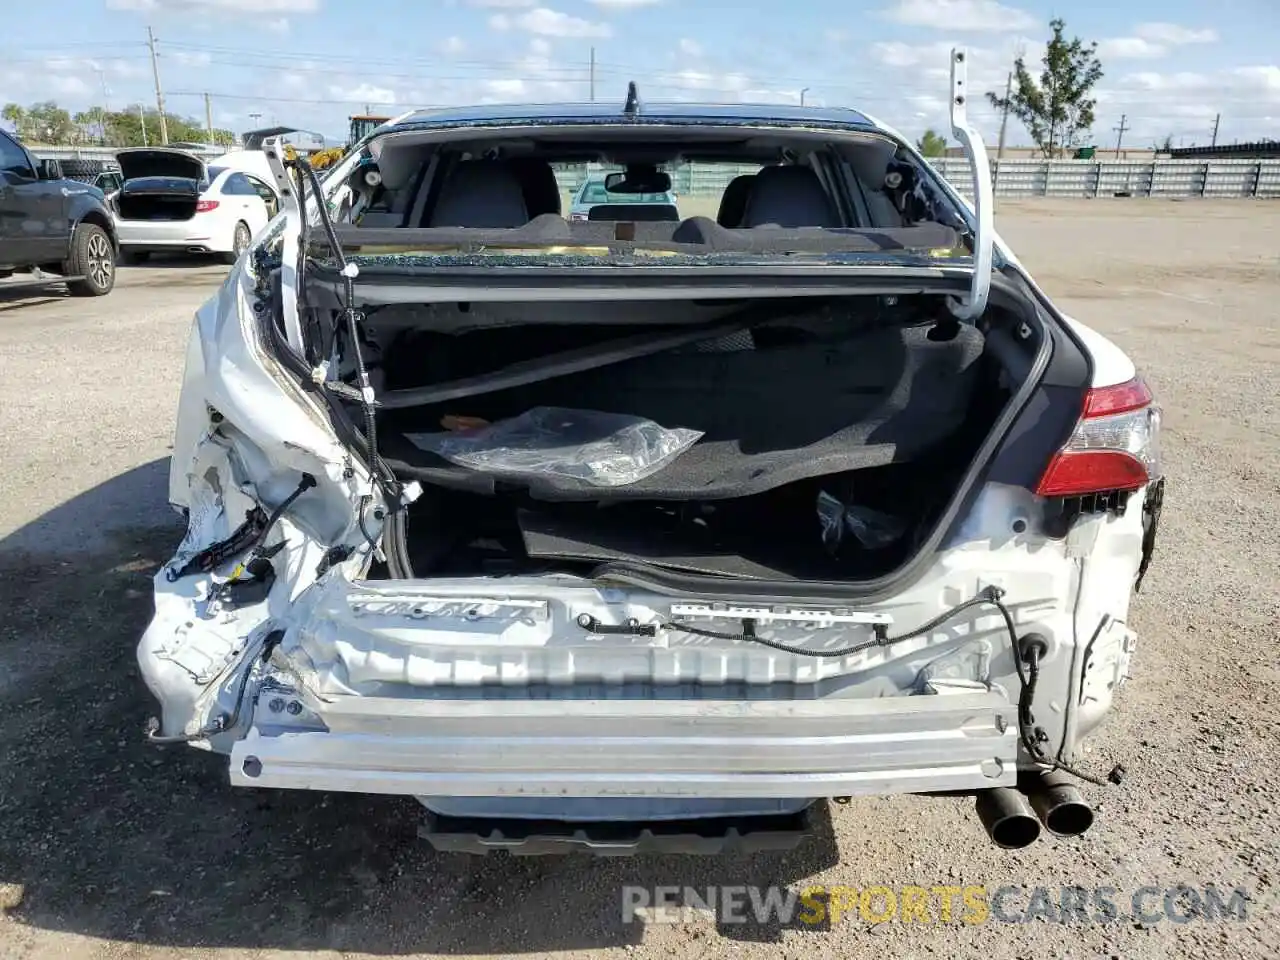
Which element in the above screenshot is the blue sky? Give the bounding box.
[2,0,1276,147]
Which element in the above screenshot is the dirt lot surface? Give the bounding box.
[1,202,1278,959]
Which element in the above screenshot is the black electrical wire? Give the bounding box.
[255,472,316,550]
[287,154,410,574]
[1020,645,1112,787]
[664,585,1116,788]
[663,586,1009,659]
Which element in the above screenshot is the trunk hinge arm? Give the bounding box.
[263,136,306,354]
[946,48,994,321]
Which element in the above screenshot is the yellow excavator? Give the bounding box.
[310,114,392,171]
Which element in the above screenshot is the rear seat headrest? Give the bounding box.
[509,158,562,217]
[717,173,757,227]
[587,203,680,222]
[741,165,840,228]
[428,159,529,228]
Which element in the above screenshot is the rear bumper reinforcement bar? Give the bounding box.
[229,691,1018,798]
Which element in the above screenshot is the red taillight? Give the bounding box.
[1036,376,1162,497]
[195,199,219,213]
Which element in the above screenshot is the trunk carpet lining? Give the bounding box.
[379,322,984,501]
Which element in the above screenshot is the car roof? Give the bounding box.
[391,101,876,132]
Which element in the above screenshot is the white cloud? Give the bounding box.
[1098,22,1218,61]
[587,0,663,7]
[49,76,91,96]
[106,0,317,10]
[168,50,212,66]
[657,69,752,95]
[489,7,611,38]
[881,0,1037,33]
[328,82,396,105]
[484,78,527,97]
[909,93,947,117]
[466,0,533,6]
[265,16,290,34]
[1091,65,1280,141]
[528,37,552,56]
[872,41,964,68]
[439,35,467,54]
[1121,67,1280,101]
[1097,37,1166,60]
[43,55,146,78]
[740,87,803,104]
[678,38,703,56]
[1133,23,1218,46]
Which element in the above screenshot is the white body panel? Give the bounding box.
[138,72,1154,822]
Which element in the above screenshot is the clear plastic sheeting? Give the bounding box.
[406,407,703,487]
[817,490,906,552]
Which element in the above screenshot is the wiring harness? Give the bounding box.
[583,584,1122,788]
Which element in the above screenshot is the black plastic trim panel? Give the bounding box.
[419,806,816,856]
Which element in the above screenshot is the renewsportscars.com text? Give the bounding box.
[621,884,1253,926]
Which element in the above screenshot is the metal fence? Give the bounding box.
[35,148,1280,200]
[929,158,1280,199]
[557,158,1280,200]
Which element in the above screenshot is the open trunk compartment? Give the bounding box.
[115,176,201,222]
[364,296,1023,583]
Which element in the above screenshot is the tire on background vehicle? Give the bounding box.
[221,221,251,266]
[64,222,116,296]
[57,158,106,184]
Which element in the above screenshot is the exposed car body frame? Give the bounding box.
[140,51,1159,853]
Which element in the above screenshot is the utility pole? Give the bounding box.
[800,87,809,106]
[589,46,596,101]
[95,68,111,144]
[996,71,1012,160]
[1211,113,1221,147]
[138,104,148,146]
[1113,113,1129,158]
[204,92,214,144]
[146,26,169,144]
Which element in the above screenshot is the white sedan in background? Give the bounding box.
[112,148,278,264]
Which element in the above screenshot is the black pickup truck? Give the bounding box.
[0,129,118,296]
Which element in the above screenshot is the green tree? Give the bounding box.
[0,99,238,147]
[22,101,77,144]
[2,103,30,139]
[917,128,948,157]
[986,18,1104,158]
[74,106,108,144]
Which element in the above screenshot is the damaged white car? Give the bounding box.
[140,52,1164,855]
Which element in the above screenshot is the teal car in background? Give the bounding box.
[568,177,678,221]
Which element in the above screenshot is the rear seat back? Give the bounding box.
[428,159,530,228]
[741,165,841,228]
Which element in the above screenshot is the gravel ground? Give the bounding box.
[1,202,1277,959]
